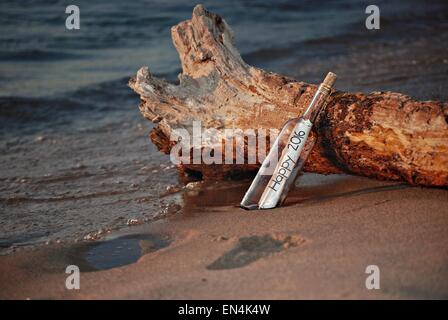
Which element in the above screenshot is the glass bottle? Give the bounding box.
[240,72,337,210]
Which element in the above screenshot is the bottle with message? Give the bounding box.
[240,72,337,210]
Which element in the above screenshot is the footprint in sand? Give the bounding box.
[206,234,305,270]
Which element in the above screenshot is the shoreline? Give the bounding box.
[1,173,447,299]
[2,0,447,253]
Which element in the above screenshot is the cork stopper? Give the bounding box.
[322,72,337,89]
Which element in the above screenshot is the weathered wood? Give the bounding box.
[130,4,448,187]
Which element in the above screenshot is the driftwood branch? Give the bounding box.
[129,4,448,187]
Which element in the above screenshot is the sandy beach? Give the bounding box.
[1,173,447,299]
[1,1,447,300]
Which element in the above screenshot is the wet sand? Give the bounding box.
[1,173,447,299]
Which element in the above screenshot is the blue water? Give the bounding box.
[0,0,435,97]
[1,0,446,125]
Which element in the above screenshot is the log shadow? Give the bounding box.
[180,173,410,211]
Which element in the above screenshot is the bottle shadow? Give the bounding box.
[180,173,410,211]
[284,180,408,207]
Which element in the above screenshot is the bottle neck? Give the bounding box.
[302,84,332,123]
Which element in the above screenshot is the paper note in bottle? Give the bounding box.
[240,72,337,210]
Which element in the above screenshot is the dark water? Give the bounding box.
[82,233,171,271]
[0,0,447,254]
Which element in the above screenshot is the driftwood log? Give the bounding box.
[130,5,448,187]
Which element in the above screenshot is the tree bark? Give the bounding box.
[129,4,448,187]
